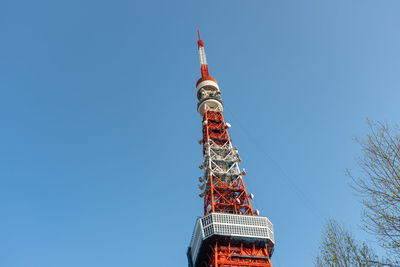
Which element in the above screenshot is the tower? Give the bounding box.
[187,31,275,267]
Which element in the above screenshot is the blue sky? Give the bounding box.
[1,0,400,266]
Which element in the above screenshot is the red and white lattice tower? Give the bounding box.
[187,31,275,267]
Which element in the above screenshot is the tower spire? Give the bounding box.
[197,30,210,78]
[197,30,203,48]
[195,32,221,117]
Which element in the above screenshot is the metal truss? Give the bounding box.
[199,110,254,216]
[206,241,273,267]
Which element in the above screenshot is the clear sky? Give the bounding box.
[1,0,400,266]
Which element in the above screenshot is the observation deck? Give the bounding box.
[187,212,274,267]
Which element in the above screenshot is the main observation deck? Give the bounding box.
[188,212,274,267]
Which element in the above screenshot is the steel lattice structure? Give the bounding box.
[187,31,275,267]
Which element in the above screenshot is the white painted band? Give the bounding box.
[196,80,220,94]
[199,47,207,65]
[197,99,223,116]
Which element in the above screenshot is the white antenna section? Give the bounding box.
[199,47,207,65]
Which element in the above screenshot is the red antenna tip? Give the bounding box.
[197,30,204,48]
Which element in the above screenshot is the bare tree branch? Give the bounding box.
[316,120,400,266]
[349,120,400,257]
